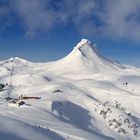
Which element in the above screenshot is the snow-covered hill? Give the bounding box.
[0,39,140,140]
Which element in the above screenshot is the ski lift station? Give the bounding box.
[0,58,25,107]
[0,57,41,108]
[8,100,25,107]
[4,58,40,107]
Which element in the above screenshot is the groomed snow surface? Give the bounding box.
[0,39,140,140]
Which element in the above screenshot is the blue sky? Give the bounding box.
[0,0,140,67]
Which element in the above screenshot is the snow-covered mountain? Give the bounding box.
[0,39,140,140]
[47,39,125,76]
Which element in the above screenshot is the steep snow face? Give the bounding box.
[47,39,125,75]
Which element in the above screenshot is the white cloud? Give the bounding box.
[12,0,57,37]
[11,0,96,37]
[1,0,140,42]
[99,0,140,41]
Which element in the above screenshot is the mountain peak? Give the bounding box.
[7,57,31,64]
[75,39,90,48]
[71,39,99,59]
[52,39,125,74]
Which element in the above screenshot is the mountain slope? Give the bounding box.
[0,39,140,140]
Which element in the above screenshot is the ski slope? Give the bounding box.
[0,39,140,140]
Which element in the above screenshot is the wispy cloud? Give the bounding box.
[99,0,140,41]
[1,0,140,41]
[12,0,95,37]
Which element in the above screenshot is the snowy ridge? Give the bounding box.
[46,39,125,77]
[0,39,140,140]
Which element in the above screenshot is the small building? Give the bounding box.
[53,89,63,93]
[8,100,25,107]
[19,95,41,100]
